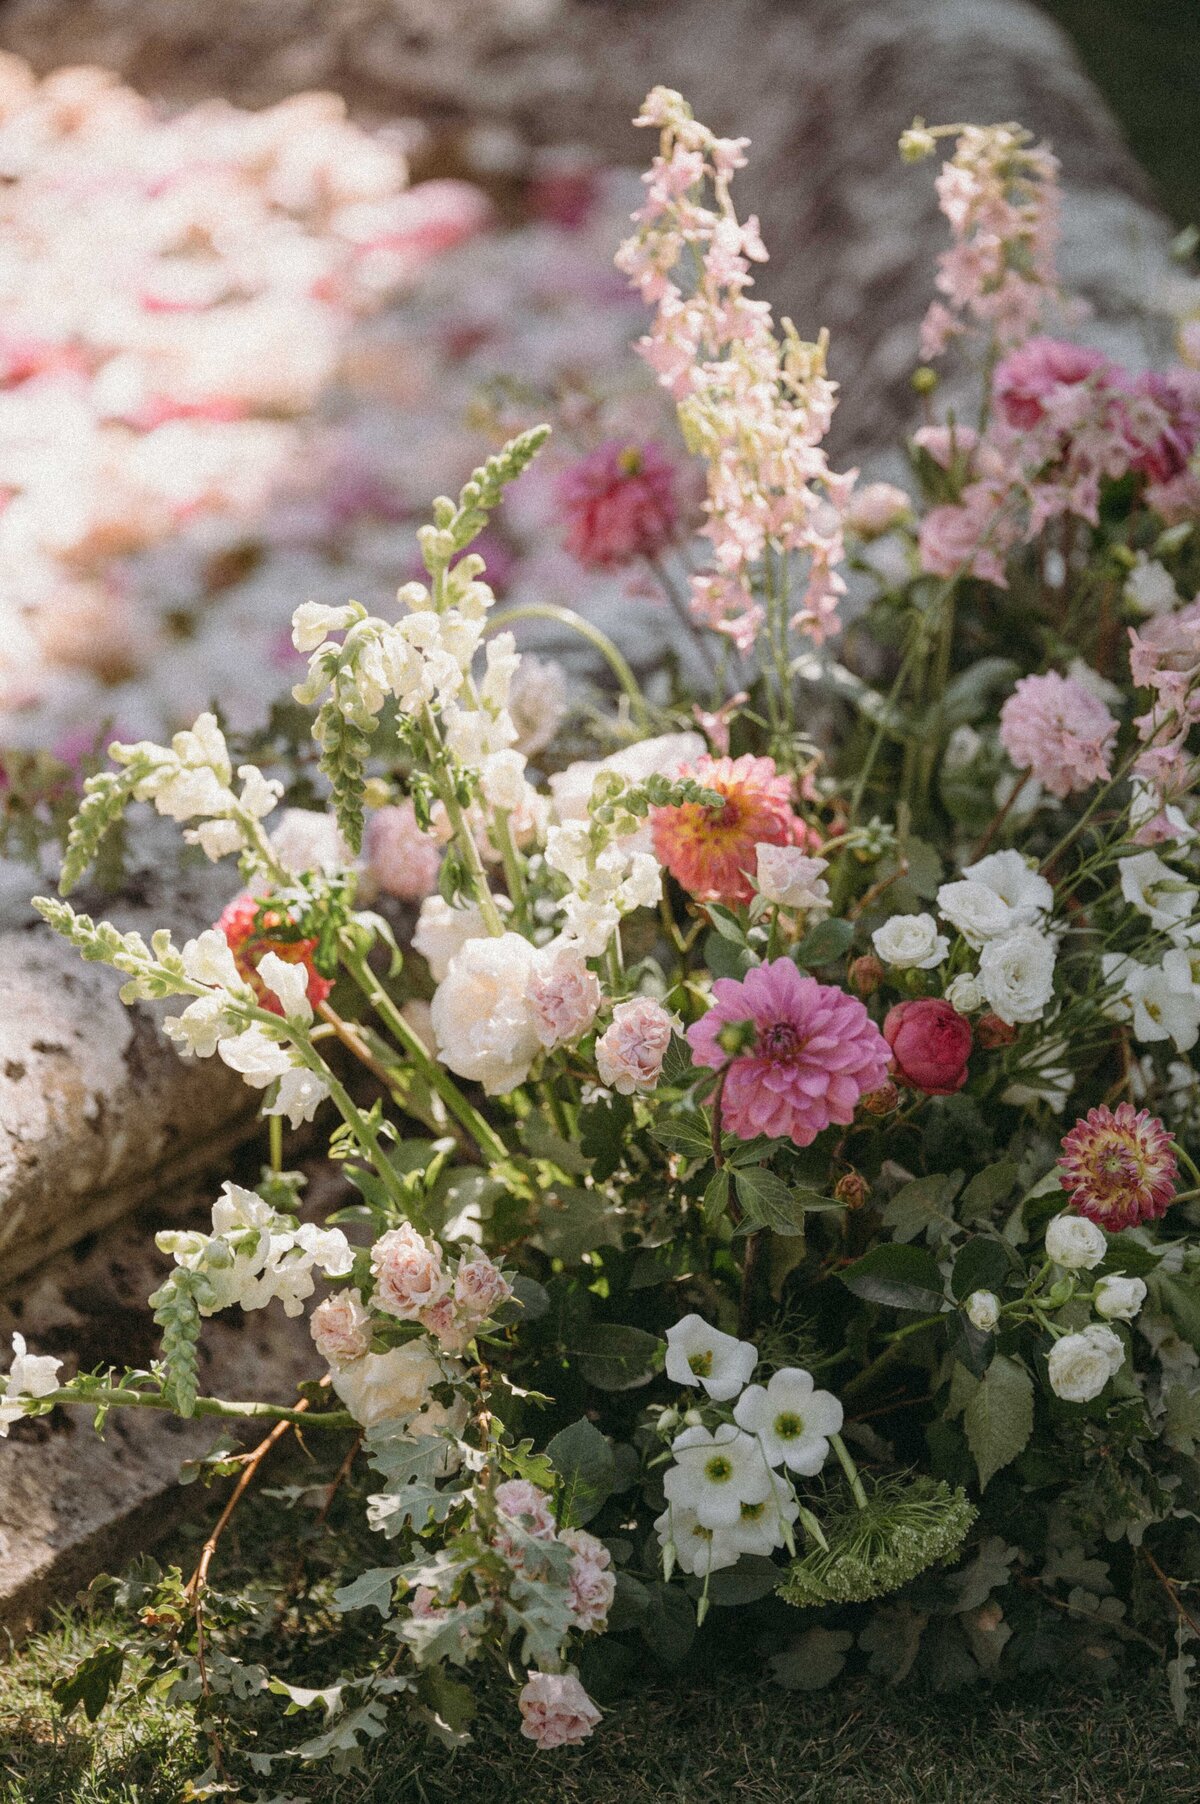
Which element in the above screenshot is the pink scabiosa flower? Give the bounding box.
[999,670,1117,799]
[687,960,891,1146]
[556,439,680,569]
[518,1671,602,1749]
[652,754,804,905]
[217,892,332,1015]
[1060,1103,1178,1231]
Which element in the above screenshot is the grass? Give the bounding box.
[2,1467,1198,1804]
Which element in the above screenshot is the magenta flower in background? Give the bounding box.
[992,336,1110,429]
[687,959,891,1146]
[556,439,680,569]
[999,669,1117,799]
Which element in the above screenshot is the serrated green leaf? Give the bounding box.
[332,1567,402,1618]
[54,1643,126,1723]
[546,1417,615,1526]
[569,1322,663,1391]
[702,1168,730,1229]
[840,1243,945,1312]
[733,1167,807,1237]
[963,1354,1033,1490]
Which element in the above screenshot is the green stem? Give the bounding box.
[829,1431,869,1512]
[268,1113,283,1175]
[485,604,651,728]
[42,1386,356,1430]
[340,943,511,1167]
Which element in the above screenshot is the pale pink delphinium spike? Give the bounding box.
[617,87,853,653]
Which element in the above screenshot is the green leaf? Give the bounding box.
[705,904,749,945]
[699,1556,781,1607]
[546,1418,615,1526]
[639,1583,696,1666]
[333,1567,402,1618]
[960,1161,1019,1223]
[578,1094,634,1181]
[702,1168,730,1229]
[769,1627,854,1691]
[840,1243,945,1312]
[793,917,855,968]
[963,1354,1034,1490]
[651,1114,713,1159]
[882,1171,963,1243]
[951,1236,1017,1302]
[704,928,755,980]
[54,1643,126,1722]
[570,1322,663,1391]
[733,1167,807,1237]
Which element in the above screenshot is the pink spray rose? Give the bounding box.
[999,670,1117,799]
[595,997,676,1094]
[518,1671,602,1749]
[370,1223,448,1320]
[453,1250,513,1325]
[560,1528,616,1632]
[310,1288,372,1368]
[527,946,602,1049]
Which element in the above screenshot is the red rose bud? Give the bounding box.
[862,1081,900,1116]
[848,954,885,997]
[884,998,973,1096]
[834,1171,870,1209]
[976,1012,1018,1049]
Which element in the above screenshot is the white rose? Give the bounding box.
[755,846,830,912]
[1093,1275,1147,1321]
[977,926,1057,1025]
[430,932,542,1094]
[1045,1212,1107,1271]
[412,894,504,983]
[937,879,1018,947]
[965,1290,1001,1332]
[331,1340,465,1433]
[961,849,1053,921]
[871,911,948,970]
[945,973,983,1013]
[1047,1324,1124,1402]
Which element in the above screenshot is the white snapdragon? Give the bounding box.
[546,822,663,959]
[664,1313,756,1401]
[1119,852,1198,935]
[266,1066,332,1129]
[256,950,314,1023]
[479,749,532,813]
[1047,1324,1124,1402]
[217,1025,294,1086]
[182,929,245,993]
[292,600,365,653]
[755,846,830,912]
[163,1182,352,1319]
[977,926,1057,1024]
[732,1368,843,1474]
[1045,1212,1107,1271]
[0,1334,63,1435]
[1094,1275,1147,1321]
[872,911,948,970]
[429,932,542,1094]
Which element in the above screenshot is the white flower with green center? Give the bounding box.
[653,1503,740,1576]
[662,1424,773,1530]
[733,1367,844,1475]
[729,1470,799,1556]
[664,1313,756,1402]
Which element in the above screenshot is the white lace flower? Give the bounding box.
[732,1367,843,1474]
[664,1313,756,1401]
[978,926,1057,1024]
[872,912,948,970]
[662,1423,774,1530]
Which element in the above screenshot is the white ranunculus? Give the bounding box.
[412,894,503,983]
[664,1313,756,1401]
[871,911,949,970]
[1047,1324,1124,1402]
[977,926,1057,1025]
[945,973,984,1014]
[965,1290,1001,1332]
[936,879,1019,947]
[1119,852,1198,935]
[1045,1212,1107,1271]
[430,932,541,1094]
[961,849,1053,921]
[1094,1275,1147,1322]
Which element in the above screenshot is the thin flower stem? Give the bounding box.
[648,555,722,684]
[829,1431,869,1511]
[42,1385,356,1429]
[486,603,652,729]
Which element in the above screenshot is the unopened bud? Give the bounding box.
[1046,1278,1074,1309]
[899,120,937,162]
[911,365,939,394]
[834,1171,870,1210]
[976,1012,1017,1048]
[849,954,885,997]
[862,1081,900,1117]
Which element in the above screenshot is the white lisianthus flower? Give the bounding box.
[1001,1037,1075,1113]
[1119,852,1198,935]
[871,911,948,970]
[653,1503,740,1576]
[1094,1275,1147,1322]
[663,1424,773,1530]
[961,849,1053,921]
[217,1025,294,1087]
[732,1367,843,1474]
[265,1066,330,1129]
[182,928,245,993]
[664,1313,756,1401]
[755,846,830,912]
[977,926,1057,1024]
[945,973,984,1014]
[1106,956,1200,1052]
[1045,1212,1107,1271]
[429,932,541,1094]
[256,951,313,1023]
[937,879,1020,947]
[0,1334,63,1434]
[1047,1324,1124,1402]
[965,1290,1001,1332]
[412,895,505,983]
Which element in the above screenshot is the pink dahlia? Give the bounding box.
[687,959,891,1146]
[993,336,1110,429]
[652,753,804,906]
[556,439,680,569]
[1060,1103,1178,1231]
[998,670,1117,799]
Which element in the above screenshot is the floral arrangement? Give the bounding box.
[6,87,1200,1784]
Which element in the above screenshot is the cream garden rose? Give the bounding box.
[430,932,542,1093]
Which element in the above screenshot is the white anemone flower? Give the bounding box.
[662,1424,773,1530]
[732,1367,844,1474]
[664,1313,757,1401]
